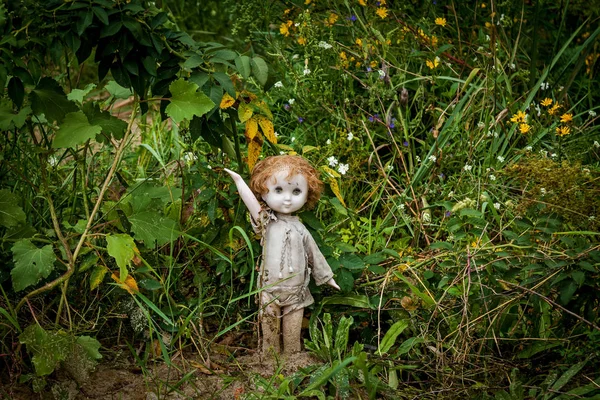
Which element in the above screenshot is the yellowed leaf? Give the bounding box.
[322,166,341,178]
[253,99,273,119]
[90,265,108,291]
[190,361,214,375]
[256,115,277,144]
[302,145,318,154]
[400,296,418,311]
[238,102,253,123]
[276,144,295,151]
[328,178,346,207]
[245,116,259,140]
[111,272,139,294]
[247,135,263,171]
[219,92,236,109]
[239,90,257,102]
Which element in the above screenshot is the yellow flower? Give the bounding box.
[519,123,531,134]
[297,37,307,45]
[548,103,560,115]
[284,8,291,15]
[359,0,367,5]
[305,0,312,4]
[379,0,386,4]
[435,17,447,27]
[370,60,379,68]
[560,113,573,123]
[376,7,388,19]
[355,38,363,46]
[481,3,486,7]
[429,35,439,47]
[541,98,553,107]
[510,110,527,123]
[556,126,571,136]
[327,13,339,26]
[279,23,290,36]
[339,51,347,61]
[426,56,440,69]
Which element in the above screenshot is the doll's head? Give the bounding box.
[250,155,323,211]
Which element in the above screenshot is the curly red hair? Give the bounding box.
[250,155,323,209]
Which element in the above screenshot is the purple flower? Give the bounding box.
[284,103,291,111]
[298,117,304,123]
[349,15,357,22]
[366,67,372,72]
[389,122,395,129]
[438,173,445,179]
[445,211,451,217]
[403,141,409,147]
[368,116,374,122]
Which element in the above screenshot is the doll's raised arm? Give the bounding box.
[224,168,262,222]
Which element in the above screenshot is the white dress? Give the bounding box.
[253,210,334,314]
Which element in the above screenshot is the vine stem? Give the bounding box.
[15,101,139,313]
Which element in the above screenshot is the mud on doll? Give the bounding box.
[225,155,340,356]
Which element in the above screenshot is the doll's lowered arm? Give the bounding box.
[224,168,262,222]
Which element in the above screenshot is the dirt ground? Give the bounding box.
[2,349,321,400]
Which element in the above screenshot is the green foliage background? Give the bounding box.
[0,0,599,398]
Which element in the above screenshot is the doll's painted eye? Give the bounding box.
[292,188,302,195]
[275,187,283,193]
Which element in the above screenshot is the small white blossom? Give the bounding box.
[207,165,212,169]
[558,86,564,91]
[415,155,421,163]
[280,151,286,155]
[589,216,596,221]
[447,191,454,198]
[294,22,300,27]
[589,110,597,117]
[494,202,501,210]
[494,131,499,138]
[274,131,279,137]
[463,164,473,172]
[487,130,494,137]
[378,69,386,78]
[48,155,59,167]
[292,54,299,60]
[303,68,311,76]
[535,104,541,117]
[428,155,437,162]
[594,141,600,148]
[288,98,295,105]
[540,188,547,195]
[497,155,505,163]
[539,149,548,157]
[273,81,284,88]
[509,63,516,70]
[326,139,332,145]
[318,41,333,49]
[486,168,491,173]
[540,82,549,90]
[477,46,484,52]
[328,156,339,167]
[338,163,349,175]
[182,152,197,165]
[347,132,354,141]
[485,35,490,42]
[490,174,496,181]
[398,203,405,211]
[525,145,533,151]
[477,121,485,129]
[550,153,558,159]
[386,164,394,171]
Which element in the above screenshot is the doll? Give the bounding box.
[225,155,340,355]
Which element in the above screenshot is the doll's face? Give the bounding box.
[261,169,308,214]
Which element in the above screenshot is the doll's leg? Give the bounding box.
[261,295,281,355]
[282,306,304,354]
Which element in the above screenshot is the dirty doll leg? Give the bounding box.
[282,307,304,354]
[261,294,281,355]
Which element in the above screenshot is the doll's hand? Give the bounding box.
[223,168,242,181]
[326,278,340,291]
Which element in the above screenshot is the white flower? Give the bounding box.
[589,110,597,117]
[447,191,454,198]
[525,146,533,151]
[207,165,212,169]
[539,149,548,157]
[487,130,494,137]
[318,41,333,49]
[386,164,394,171]
[294,22,300,27]
[338,163,349,175]
[594,141,600,148]
[428,155,437,162]
[182,152,197,164]
[48,155,59,167]
[490,174,496,181]
[540,82,549,90]
[347,132,354,141]
[292,54,299,60]
[535,104,541,117]
[589,216,596,221]
[288,98,295,105]
[550,153,557,159]
[485,35,490,42]
[494,131,499,138]
[274,81,284,88]
[378,69,386,78]
[291,137,296,142]
[415,155,421,163]
[494,202,501,210]
[328,156,339,167]
[477,46,484,52]
[326,139,332,145]
[497,155,505,163]
[463,164,473,172]
[398,203,405,211]
[509,63,516,70]
[435,56,441,64]
[274,131,279,137]
[303,68,311,75]
[280,151,286,155]
[540,188,547,195]
[477,121,485,129]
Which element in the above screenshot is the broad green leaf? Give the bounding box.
[338,253,365,270]
[104,80,132,99]
[76,336,102,360]
[52,111,102,148]
[129,211,180,246]
[83,102,127,141]
[11,240,56,292]
[67,83,96,104]
[251,56,268,86]
[19,325,71,376]
[213,72,235,97]
[235,55,251,79]
[30,77,78,123]
[238,102,253,123]
[165,78,215,124]
[377,319,409,355]
[0,189,26,228]
[106,234,136,282]
[0,100,15,130]
[322,294,373,309]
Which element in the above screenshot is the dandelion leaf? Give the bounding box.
[11,240,56,292]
